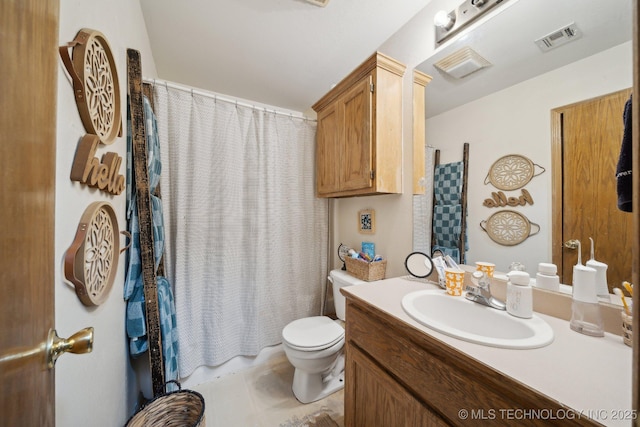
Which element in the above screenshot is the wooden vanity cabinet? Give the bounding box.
[343,295,600,427]
[312,52,405,198]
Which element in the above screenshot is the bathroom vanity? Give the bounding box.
[341,277,632,426]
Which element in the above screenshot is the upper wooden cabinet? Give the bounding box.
[312,52,406,198]
[412,70,432,195]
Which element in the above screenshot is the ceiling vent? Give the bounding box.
[305,0,330,6]
[434,46,492,79]
[535,23,581,52]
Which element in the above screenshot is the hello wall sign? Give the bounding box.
[60,28,124,195]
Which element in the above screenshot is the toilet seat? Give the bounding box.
[282,316,344,352]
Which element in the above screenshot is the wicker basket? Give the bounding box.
[345,257,387,281]
[125,381,205,427]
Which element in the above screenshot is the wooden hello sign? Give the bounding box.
[483,188,534,208]
[70,134,125,195]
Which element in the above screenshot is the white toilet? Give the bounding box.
[281,269,365,403]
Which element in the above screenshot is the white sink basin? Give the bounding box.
[401,290,554,349]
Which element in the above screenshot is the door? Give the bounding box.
[316,102,340,195]
[346,345,447,427]
[340,75,373,192]
[0,0,59,424]
[552,89,633,292]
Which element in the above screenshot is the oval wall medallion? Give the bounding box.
[59,28,122,145]
[64,202,123,306]
[484,154,545,191]
[480,210,540,246]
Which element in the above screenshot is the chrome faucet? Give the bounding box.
[465,271,506,310]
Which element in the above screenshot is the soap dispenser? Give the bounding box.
[535,263,560,291]
[506,271,532,318]
[570,240,604,337]
[585,237,610,302]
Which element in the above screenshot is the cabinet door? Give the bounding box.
[345,345,447,427]
[340,75,373,192]
[316,102,340,195]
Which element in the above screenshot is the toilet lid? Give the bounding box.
[282,316,344,351]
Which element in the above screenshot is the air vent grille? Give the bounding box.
[535,23,581,52]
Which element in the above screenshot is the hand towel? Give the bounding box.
[616,94,633,212]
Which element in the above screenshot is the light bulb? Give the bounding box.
[434,10,455,30]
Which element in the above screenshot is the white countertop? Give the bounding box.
[342,276,633,427]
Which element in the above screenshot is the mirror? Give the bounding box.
[417,0,633,301]
[405,252,435,278]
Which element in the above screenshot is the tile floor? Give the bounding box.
[191,350,345,427]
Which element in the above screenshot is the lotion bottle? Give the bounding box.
[506,271,532,318]
[536,263,560,292]
[569,240,604,337]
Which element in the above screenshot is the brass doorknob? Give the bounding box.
[564,239,580,249]
[46,327,94,368]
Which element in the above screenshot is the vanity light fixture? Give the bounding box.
[434,0,510,44]
[434,10,456,31]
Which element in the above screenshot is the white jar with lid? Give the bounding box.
[536,262,560,292]
[506,271,533,318]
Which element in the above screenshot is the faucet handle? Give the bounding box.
[465,284,480,294]
[471,271,489,288]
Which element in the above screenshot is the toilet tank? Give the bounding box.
[329,269,366,321]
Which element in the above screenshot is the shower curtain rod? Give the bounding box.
[144,78,316,122]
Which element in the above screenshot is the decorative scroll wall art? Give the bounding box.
[70,134,125,195]
[59,28,122,144]
[483,188,534,208]
[64,202,127,306]
[484,154,545,191]
[60,28,124,195]
[481,154,545,245]
[480,209,540,246]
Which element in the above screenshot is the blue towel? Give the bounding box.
[125,276,179,391]
[432,204,469,263]
[158,276,179,388]
[125,95,179,390]
[433,204,462,248]
[433,160,468,263]
[434,161,463,205]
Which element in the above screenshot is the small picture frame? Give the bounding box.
[358,209,375,234]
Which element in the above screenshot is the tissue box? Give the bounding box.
[361,242,375,260]
[345,257,386,282]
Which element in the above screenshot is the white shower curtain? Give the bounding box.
[152,83,328,377]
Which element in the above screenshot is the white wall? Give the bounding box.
[332,0,459,278]
[55,1,157,425]
[426,41,631,275]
